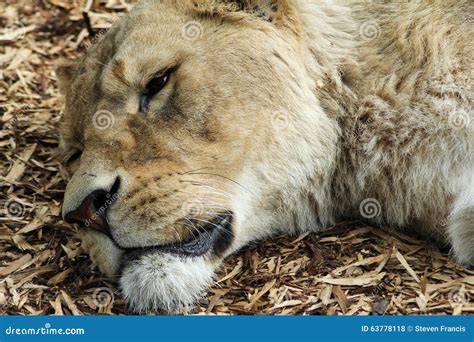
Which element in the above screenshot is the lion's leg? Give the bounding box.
[447,177,474,266]
[79,230,123,277]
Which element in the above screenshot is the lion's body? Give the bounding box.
[295,1,473,240]
[57,0,473,312]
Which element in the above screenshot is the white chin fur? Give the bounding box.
[119,252,215,313]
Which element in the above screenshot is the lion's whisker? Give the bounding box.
[185,172,254,196]
[179,185,234,201]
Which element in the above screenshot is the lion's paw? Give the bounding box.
[120,251,216,313]
[79,230,123,277]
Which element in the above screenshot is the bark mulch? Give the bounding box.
[1,0,472,315]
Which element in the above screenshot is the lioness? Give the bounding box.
[57,0,473,312]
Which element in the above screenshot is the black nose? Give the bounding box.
[64,177,120,235]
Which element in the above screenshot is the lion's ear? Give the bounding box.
[269,0,302,37]
[55,60,80,95]
[192,0,302,36]
[228,0,302,35]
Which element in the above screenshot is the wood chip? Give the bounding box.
[3,143,36,182]
[316,272,387,286]
[332,285,348,313]
[60,290,82,315]
[395,250,420,283]
[0,254,32,277]
[1,0,472,316]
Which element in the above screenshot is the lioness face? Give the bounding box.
[58,1,337,312]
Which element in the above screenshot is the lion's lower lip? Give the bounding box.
[123,213,233,261]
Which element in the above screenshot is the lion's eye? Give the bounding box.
[146,74,169,96]
[139,74,169,112]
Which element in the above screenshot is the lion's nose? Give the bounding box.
[64,177,120,235]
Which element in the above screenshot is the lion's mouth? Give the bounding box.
[122,213,234,262]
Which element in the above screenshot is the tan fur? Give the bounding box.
[57,0,473,312]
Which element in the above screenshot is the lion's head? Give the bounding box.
[57,0,339,312]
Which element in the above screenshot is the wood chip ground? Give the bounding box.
[1,0,472,315]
